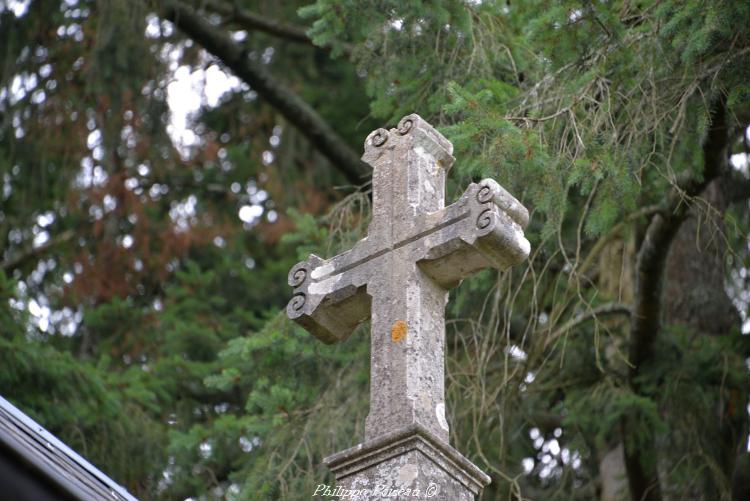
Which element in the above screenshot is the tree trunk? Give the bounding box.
[598,233,635,501]
[663,175,747,499]
[600,444,629,501]
[663,177,740,336]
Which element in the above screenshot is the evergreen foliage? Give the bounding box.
[1,1,749,500]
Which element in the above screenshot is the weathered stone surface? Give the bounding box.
[287,113,530,498]
[325,424,490,501]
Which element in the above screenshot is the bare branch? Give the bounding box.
[160,1,367,186]
[545,302,631,345]
[576,204,662,278]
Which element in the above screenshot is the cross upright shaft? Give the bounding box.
[287,114,530,443]
[363,117,453,441]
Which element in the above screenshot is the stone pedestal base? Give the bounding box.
[324,424,490,500]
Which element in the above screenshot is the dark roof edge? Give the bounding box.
[0,396,138,501]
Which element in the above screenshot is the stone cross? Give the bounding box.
[287,114,530,499]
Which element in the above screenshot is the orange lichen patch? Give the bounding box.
[391,320,407,343]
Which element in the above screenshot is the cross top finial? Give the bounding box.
[362,114,460,231]
[362,114,454,171]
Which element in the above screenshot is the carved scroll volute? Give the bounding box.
[286,254,324,319]
[361,128,391,168]
[475,178,529,229]
[286,261,309,318]
[471,179,531,267]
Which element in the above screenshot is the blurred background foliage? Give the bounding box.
[1,0,750,499]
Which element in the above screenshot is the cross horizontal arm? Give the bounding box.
[417,178,530,288]
[286,250,374,344]
[286,178,530,343]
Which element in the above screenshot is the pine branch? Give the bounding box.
[193,0,310,43]
[186,0,353,55]
[624,97,729,501]
[1,230,75,273]
[160,1,367,186]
